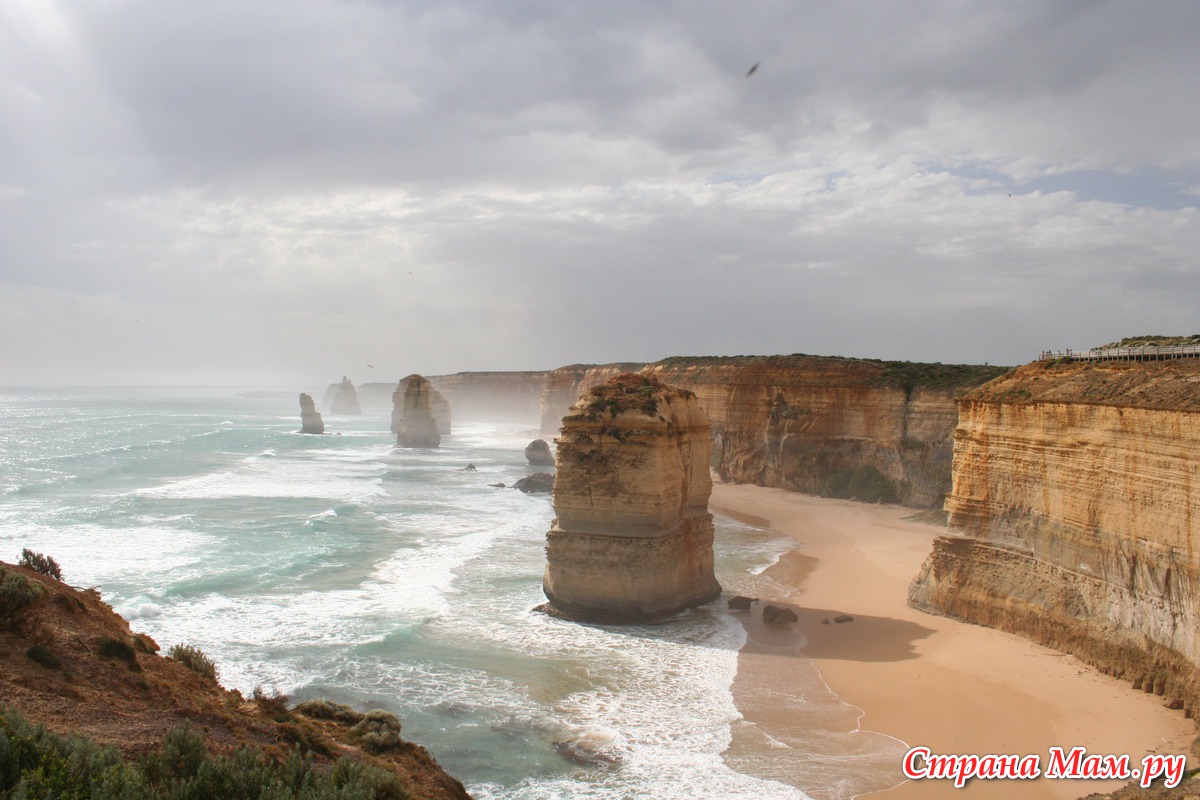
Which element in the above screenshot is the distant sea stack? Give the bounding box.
[541,373,721,623]
[908,353,1200,717]
[298,393,325,434]
[395,374,441,448]
[525,439,554,466]
[330,377,362,415]
[391,376,452,436]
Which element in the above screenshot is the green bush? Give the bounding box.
[253,686,292,720]
[349,710,404,754]
[168,643,218,681]
[294,699,365,726]
[99,636,140,671]
[18,548,63,581]
[0,704,412,799]
[26,644,60,669]
[0,567,45,628]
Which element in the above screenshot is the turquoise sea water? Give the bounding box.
[0,388,879,799]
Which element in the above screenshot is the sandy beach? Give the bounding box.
[712,483,1195,800]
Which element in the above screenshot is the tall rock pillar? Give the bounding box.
[298,393,325,434]
[395,374,442,448]
[542,373,721,622]
[330,377,362,415]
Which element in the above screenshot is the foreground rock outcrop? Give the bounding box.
[391,377,452,436]
[0,559,470,799]
[642,355,1006,509]
[329,376,362,415]
[395,375,441,448]
[909,357,1200,718]
[541,374,721,622]
[298,393,325,434]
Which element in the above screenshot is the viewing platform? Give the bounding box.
[1038,344,1200,362]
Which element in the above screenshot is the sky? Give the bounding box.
[3,0,1199,386]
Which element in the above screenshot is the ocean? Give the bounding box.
[0,387,890,799]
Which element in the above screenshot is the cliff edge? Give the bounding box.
[909,357,1200,719]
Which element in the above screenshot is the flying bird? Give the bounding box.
[746,62,759,77]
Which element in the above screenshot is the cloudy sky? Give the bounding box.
[3,0,1199,386]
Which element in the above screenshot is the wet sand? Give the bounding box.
[713,484,1195,800]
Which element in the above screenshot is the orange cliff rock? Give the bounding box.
[541,374,721,623]
[642,355,1005,509]
[909,357,1200,717]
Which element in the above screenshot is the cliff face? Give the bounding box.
[391,377,452,435]
[538,363,648,434]
[299,393,325,434]
[542,374,721,622]
[329,377,362,415]
[429,371,548,424]
[642,356,1002,509]
[395,375,441,448]
[909,359,1200,717]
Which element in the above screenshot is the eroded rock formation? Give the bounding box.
[525,439,554,466]
[330,376,362,415]
[299,393,325,434]
[538,363,648,434]
[395,374,441,448]
[909,357,1200,717]
[391,377,452,435]
[542,373,721,622]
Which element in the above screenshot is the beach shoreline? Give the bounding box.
[712,483,1195,800]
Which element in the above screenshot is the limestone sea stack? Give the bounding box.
[525,439,554,466]
[542,373,721,623]
[395,374,441,448]
[391,377,452,436]
[330,377,362,415]
[298,393,325,434]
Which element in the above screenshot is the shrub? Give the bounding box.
[349,709,404,754]
[0,567,45,628]
[0,704,413,799]
[168,643,218,681]
[253,685,292,720]
[98,637,140,670]
[26,644,61,669]
[18,548,63,581]
[294,699,365,725]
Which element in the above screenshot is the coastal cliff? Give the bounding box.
[0,559,470,799]
[542,374,721,622]
[909,357,1200,717]
[430,371,548,424]
[642,355,1004,509]
[538,363,648,434]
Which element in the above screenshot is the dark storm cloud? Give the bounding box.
[2,0,1199,385]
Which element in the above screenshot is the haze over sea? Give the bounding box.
[0,387,890,799]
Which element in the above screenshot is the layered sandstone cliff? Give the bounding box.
[538,363,648,434]
[429,371,548,423]
[542,374,721,622]
[299,392,325,434]
[391,377,452,435]
[395,375,441,448]
[329,376,362,415]
[909,358,1200,716]
[642,356,1004,509]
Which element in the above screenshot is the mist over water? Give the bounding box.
[0,388,894,798]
